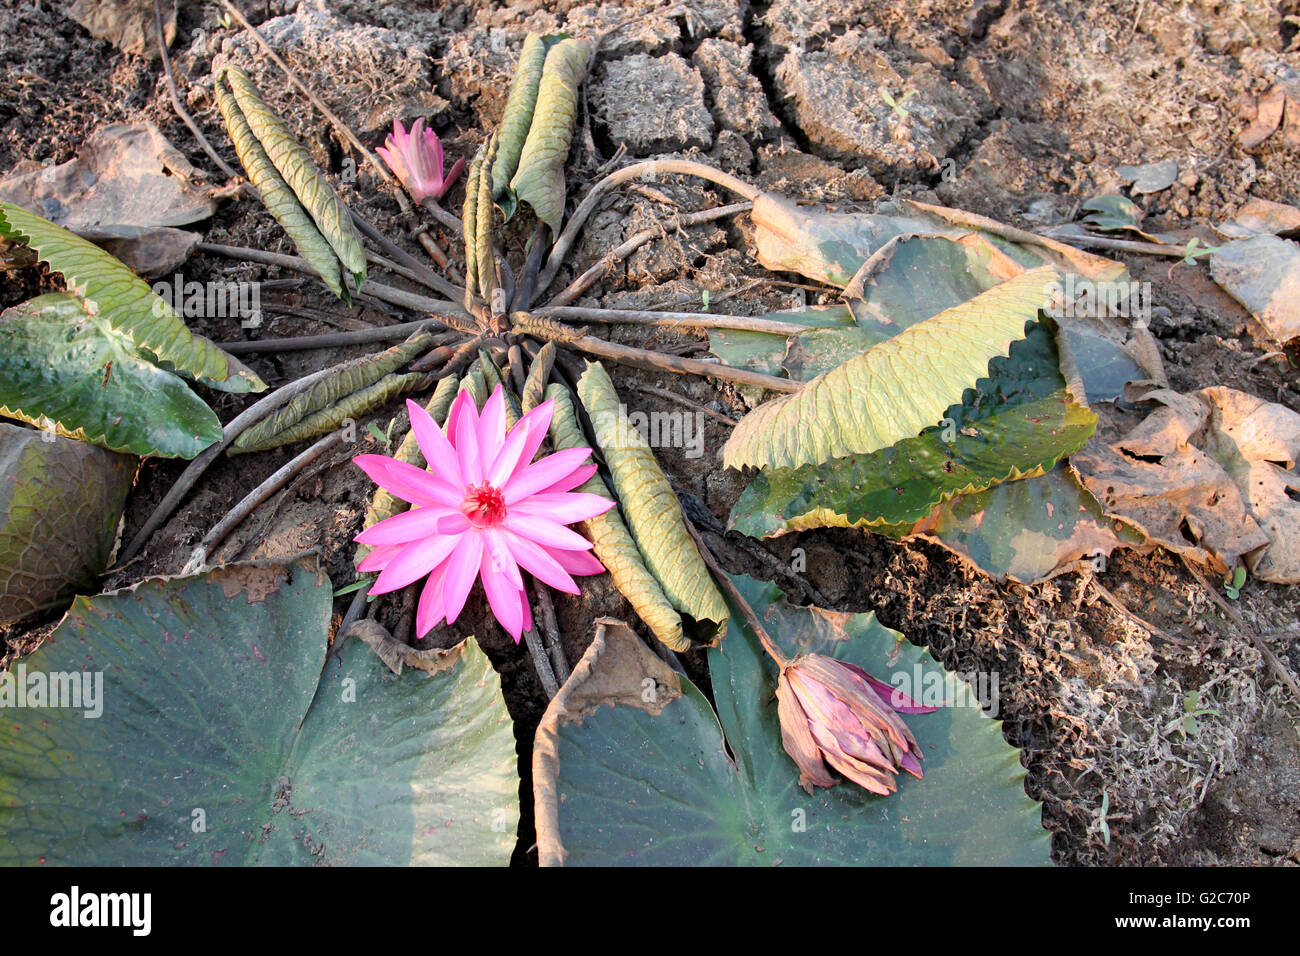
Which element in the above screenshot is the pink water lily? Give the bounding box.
[353,386,615,642]
[376,117,466,204]
[776,654,937,796]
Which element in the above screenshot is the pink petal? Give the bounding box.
[503,447,597,503]
[519,592,533,642]
[406,399,462,487]
[370,532,461,594]
[550,548,605,577]
[483,527,524,590]
[443,532,484,624]
[354,505,457,546]
[537,461,598,495]
[480,550,525,640]
[840,661,938,714]
[510,491,616,524]
[356,542,401,573]
[486,415,535,487]
[437,512,471,535]
[452,391,483,485]
[508,399,556,480]
[415,560,449,638]
[502,512,593,552]
[502,533,580,594]
[477,386,507,466]
[353,454,461,509]
[435,156,466,200]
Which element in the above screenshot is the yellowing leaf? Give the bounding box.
[576,363,729,645]
[222,66,367,290]
[546,383,688,651]
[722,267,1059,471]
[215,75,346,300]
[509,38,592,235]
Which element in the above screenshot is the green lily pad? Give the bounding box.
[0,556,518,866]
[0,423,135,624]
[911,462,1146,582]
[0,294,222,458]
[534,576,1051,866]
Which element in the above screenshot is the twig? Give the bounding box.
[533,159,762,305]
[532,580,570,684]
[182,431,345,573]
[1181,557,1300,703]
[560,335,800,393]
[539,304,814,335]
[218,322,452,353]
[630,384,734,426]
[544,201,752,308]
[154,0,241,180]
[1089,576,1188,645]
[351,211,463,297]
[1040,228,1190,259]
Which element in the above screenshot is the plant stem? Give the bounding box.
[559,334,800,393]
[182,430,345,573]
[118,360,349,565]
[154,0,241,181]
[218,322,454,353]
[543,201,752,308]
[534,159,762,304]
[680,511,789,667]
[532,580,570,684]
[1040,228,1191,258]
[538,304,814,336]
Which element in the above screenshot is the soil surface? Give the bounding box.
[2,0,1299,866]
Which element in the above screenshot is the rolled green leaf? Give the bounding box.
[215,76,346,300]
[546,384,688,651]
[459,362,489,409]
[509,38,592,235]
[462,150,483,309]
[223,66,367,290]
[492,33,555,219]
[231,331,435,453]
[521,341,556,413]
[576,362,729,645]
[476,135,499,307]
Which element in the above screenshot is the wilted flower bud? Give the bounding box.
[776,654,935,796]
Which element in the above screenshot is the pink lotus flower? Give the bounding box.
[376,117,466,204]
[776,654,936,796]
[353,386,614,642]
